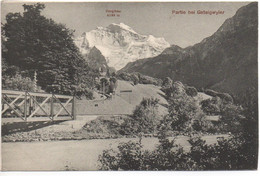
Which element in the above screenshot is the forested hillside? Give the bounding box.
[121,2,258,103]
[2,3,98,98]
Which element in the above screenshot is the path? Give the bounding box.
[2,134,228,171]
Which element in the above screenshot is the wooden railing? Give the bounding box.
[1,90,76,121]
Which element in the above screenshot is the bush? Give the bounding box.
[109,77,118,94]
[167,85,205,132]
[172,81,186,95]
[161,87,173,98]
[200,97,222,115]
[98,137,189,171]
[131,74,139,85]
[120,98,160,135]
[117,72,162,86]
[84,116,123,135]
[132,98,160,133]
[99,141,144,170]
[2,74,41,92]
[205,89,233,103]
[71,83,94,100]
[117,72,133,82]
[162,77,173,88]
[219,103,244,133]
[185,86,198,97]
[204,89,218,97]
[217,93,233,103]
[98,134,255,170]
[99,78,110,94]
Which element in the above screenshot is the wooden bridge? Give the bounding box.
[1,90,76,121]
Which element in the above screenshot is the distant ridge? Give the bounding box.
[120,2,258,97]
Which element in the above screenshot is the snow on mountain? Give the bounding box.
[74,23,170,70]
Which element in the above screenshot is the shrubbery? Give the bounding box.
[185,86,198,97]
[117,72,162,86]
[97,77,118,95]
[200,96,244,133]
[97,80,257,171]
[162,77,173,88]
[120,98,160,135]
[200,97,223,115]
[71,83,94,100]
[84,98,160,137]
[2,74,41,92]
[99,133,256,170]
[165,81,206,132]
[205,89,233,103]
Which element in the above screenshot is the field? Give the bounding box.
[77,80,168,116]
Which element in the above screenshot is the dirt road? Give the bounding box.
[2,134,228,171]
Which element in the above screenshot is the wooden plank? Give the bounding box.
[53,97,73,118]
[2,90,73,99]
[23,92,52,98]
[28,95,51,118]
[72,96,76,120]
[2,94,23,114]
[53,94,73,99]
[2,94,25,98]
[50,94,54,120]
[24,92,27,120]
[2,90,25,95]
[2,98,24,119]
[3,94,24,115]
[2,116,72,123]
[53,95,72,116]
[17,96,30,107]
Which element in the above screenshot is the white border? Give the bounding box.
[0,0,259,176]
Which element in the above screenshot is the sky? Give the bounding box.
[1,1,250,48]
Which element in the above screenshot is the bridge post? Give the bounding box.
[72,96,76,120]
[50,94,54,120]
[29,94,33,116]
[24,91,27,121]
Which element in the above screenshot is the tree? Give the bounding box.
[165,81,205,132]
[99,134,256,170]
[106,69,110,77]
[185,86,198,97]
[2,3,96,95]
[131,74,139,85]
[100,78,110,94]
[109,77,118,94]
[162,77,172,88]
[2,74,39,92]
[132,98,160,134]
[200,97,222,115]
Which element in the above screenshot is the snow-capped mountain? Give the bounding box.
[74,23,170,70]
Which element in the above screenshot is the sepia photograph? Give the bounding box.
[0,0,258,171]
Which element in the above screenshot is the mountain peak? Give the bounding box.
[75,23,170,70]
[107,23,138,34]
